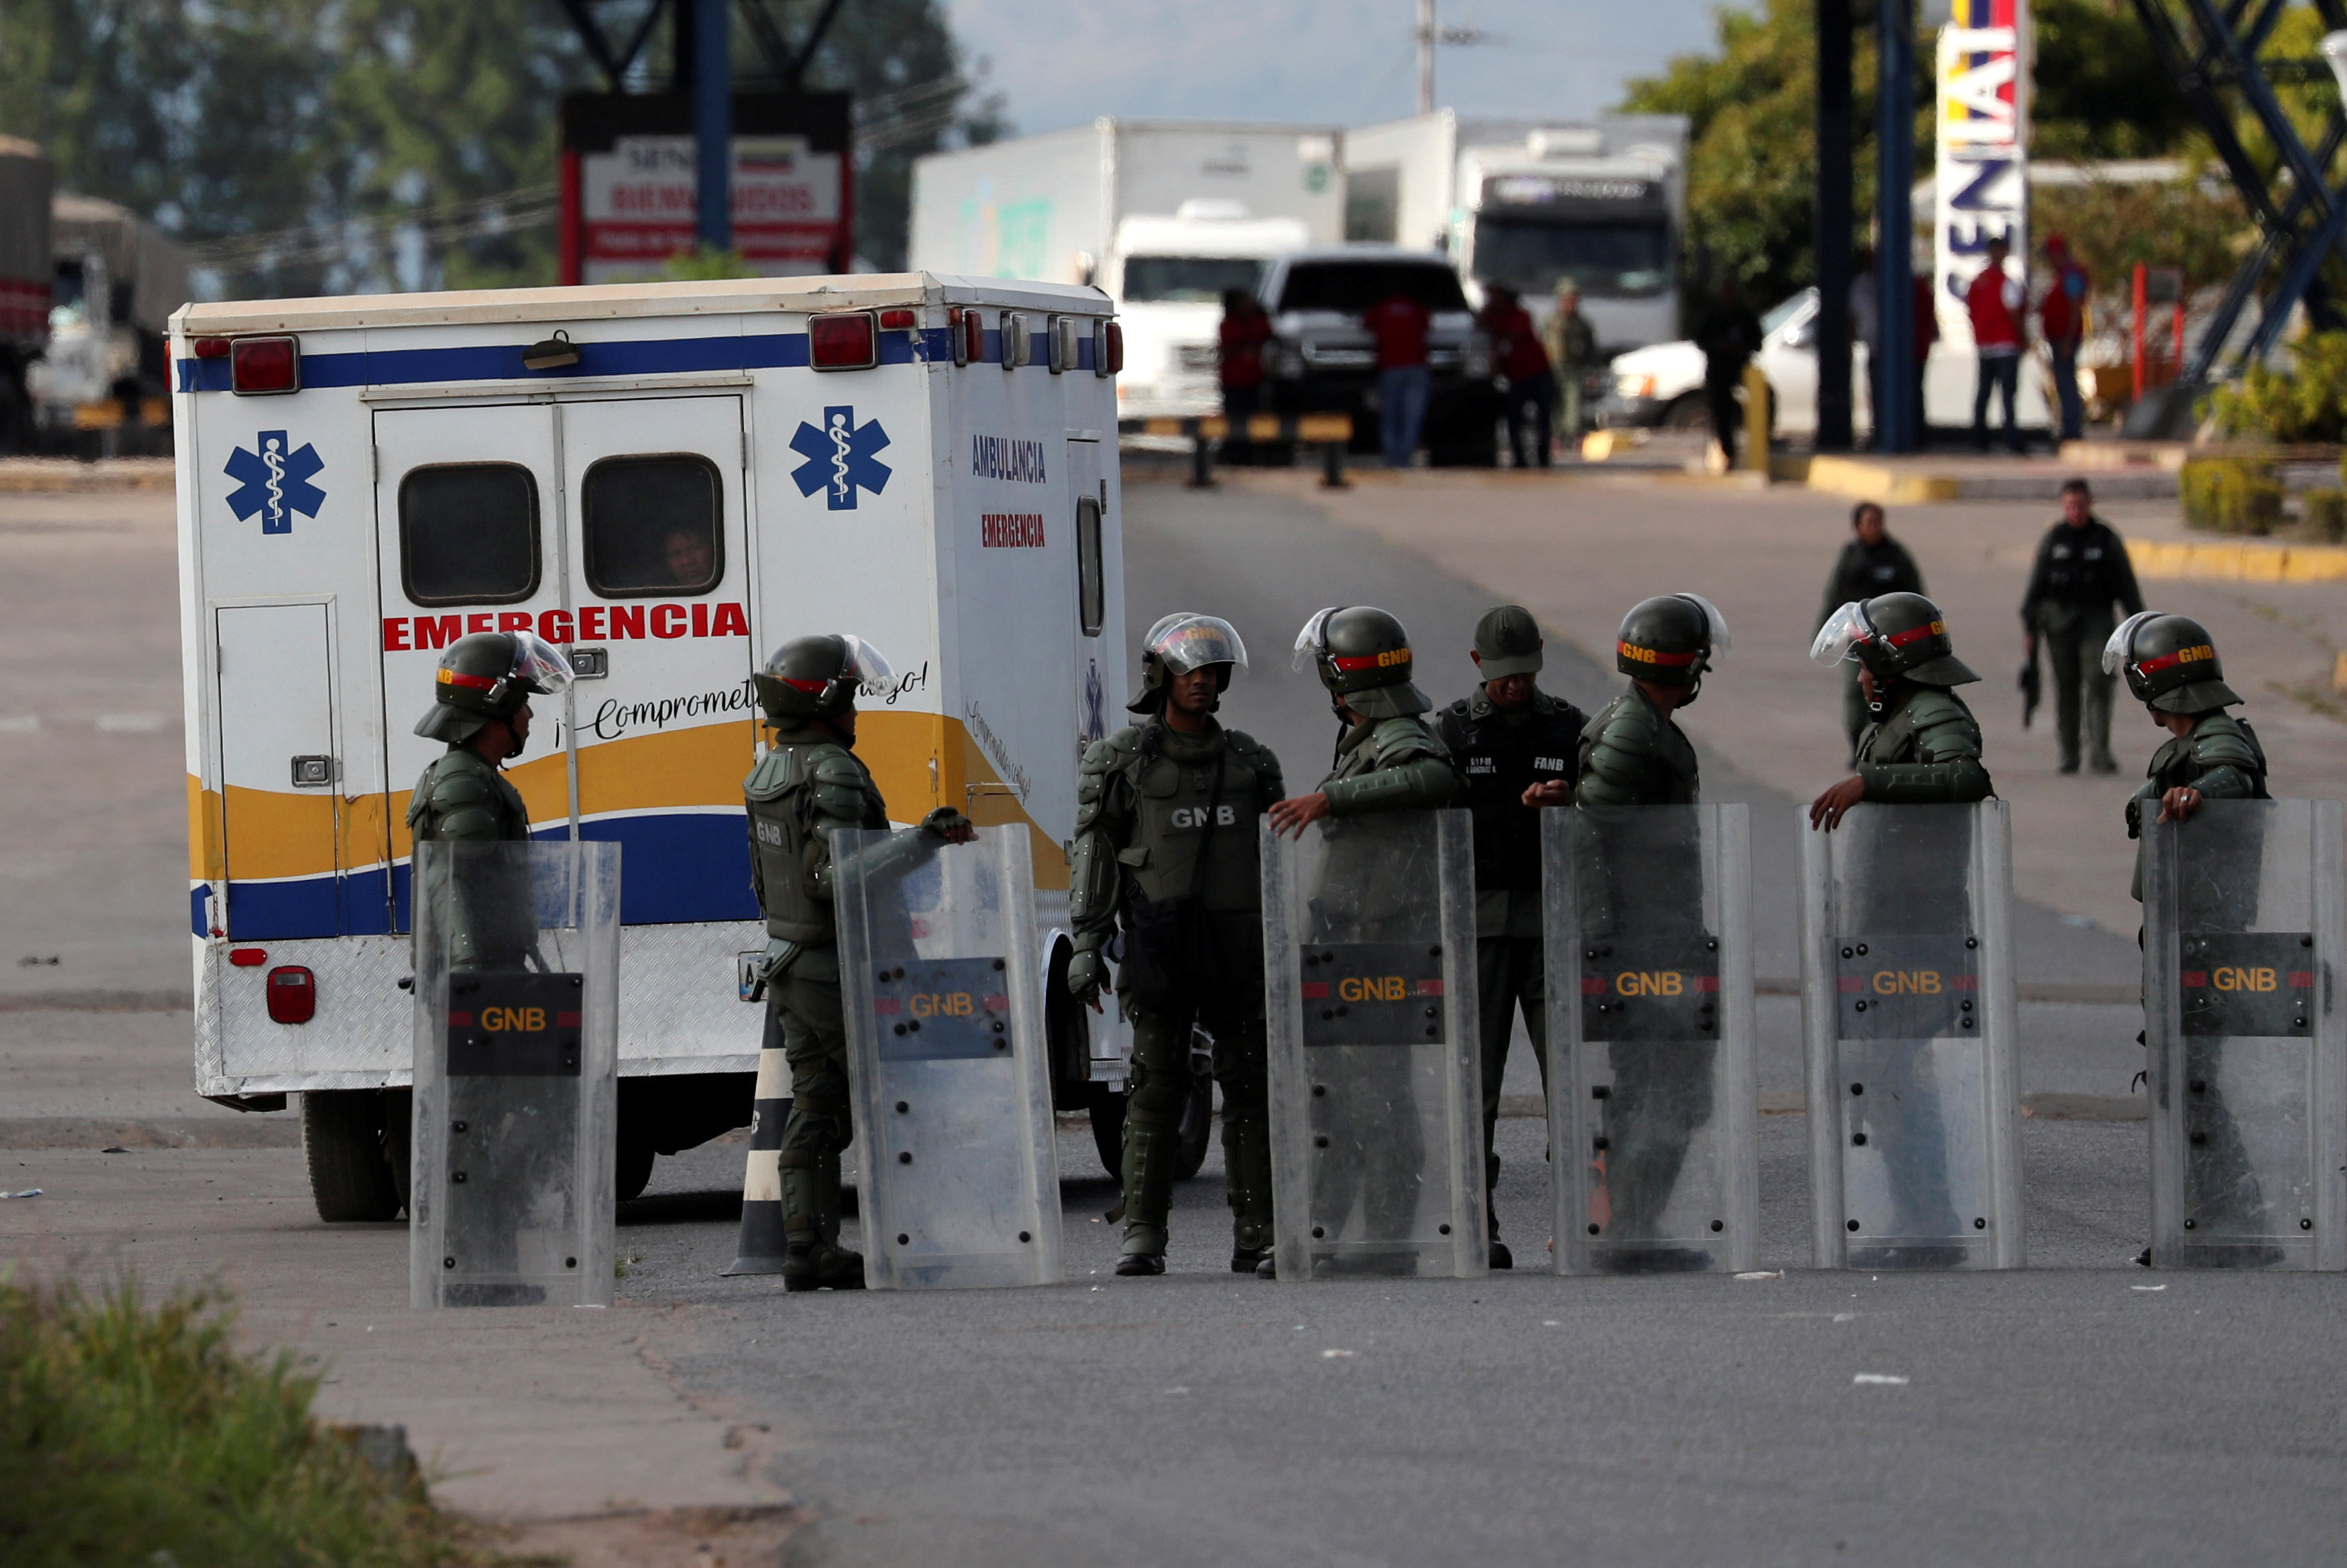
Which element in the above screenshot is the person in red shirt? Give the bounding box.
[1479,285,1555,468]
[1910,269,1939,446]
[1218,289,1275,463]
[1363,289,1432,468]
[2039,234,2089,442]
[1966,236,2026,453]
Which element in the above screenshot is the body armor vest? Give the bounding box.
[2148,715,2269,798]
[1124,730,1266,914]
[744,736,889,943]
[1441,691,1582,890]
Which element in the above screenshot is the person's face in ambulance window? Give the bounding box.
[665,527,714,587]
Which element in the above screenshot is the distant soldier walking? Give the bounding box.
[1817,503,1925,763]
[2021,479,2143,774]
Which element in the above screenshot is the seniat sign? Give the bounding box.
[1933,0,2033,352]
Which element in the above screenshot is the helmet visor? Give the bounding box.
[2103,611,2159,678]
[1149,613,1248,675]
[1293,606,1340,670]
[1811,601,1872,669]
[510,631,577,699]
[837,634,896,689]
[1674,592,1731,656]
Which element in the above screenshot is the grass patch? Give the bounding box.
[0,1273,548,1567]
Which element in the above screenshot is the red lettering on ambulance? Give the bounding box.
[691,602,708,637]
[538,609,573,644]
[710,602,750,637]
[466,613,493,634]
[579,606,606,640]
[382,617,412,652]
[650,603,687,638]
[497,611,532,634]
[608,605,644,640]
[414,615,463,650]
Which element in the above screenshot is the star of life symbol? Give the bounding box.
[224,430,325,535]
[789,405,891,510]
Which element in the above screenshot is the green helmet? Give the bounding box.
[754,634,895,723]
[1473,603,1543,679]
[1615,593,1728,703]
[2104,611,2242,713]
[1811,592,1980,688]
[1128,613,1248,713]
[413,631,573,745]
[1295,605,1429,719]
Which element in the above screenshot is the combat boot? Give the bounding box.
[1117,1122,1177,1275]
[779,1158,864,1292]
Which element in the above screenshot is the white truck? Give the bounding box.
[171,272,1159,1220]
[909,121,1344,419]
[1342,112,1689,357]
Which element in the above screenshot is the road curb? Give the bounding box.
[0,1115,300,1149]
[1787,453,2179,503]
[2128,535,2347,584]
[0,459,176,493]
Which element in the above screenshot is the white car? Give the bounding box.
[1597,286,2051,440]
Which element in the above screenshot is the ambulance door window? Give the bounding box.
[1076,494,1104,637]
[580,455,723,597]
[398,463,541,605]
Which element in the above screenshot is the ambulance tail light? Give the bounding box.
[1094,319,1123,377]
[950,306,980,367]
[1048,315,1076,374]
[230,335,300,395]
[266,965,316,1024]
[808,310,878,371]
[878,308,917,330]
[1000,312,1032,370]
[192,337,231,360]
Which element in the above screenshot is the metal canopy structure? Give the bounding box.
[2126,0,2347,428]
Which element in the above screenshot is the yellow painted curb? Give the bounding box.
[2128,536,2347,584]
[1800,454,1963,504]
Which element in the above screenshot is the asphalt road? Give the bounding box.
[599,472,2347,1567]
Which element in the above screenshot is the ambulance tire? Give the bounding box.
[616,1128,657,1203]
[301,1090,400,1223]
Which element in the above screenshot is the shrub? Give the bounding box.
[0,1275,510,1568]
[2305,487,2347,543]
[2179,457,2283,534]
[2200,333,2347,442]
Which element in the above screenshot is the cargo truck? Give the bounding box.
[0,138,52,452]
[910,121,1343,418]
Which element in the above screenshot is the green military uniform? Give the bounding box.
[1820,532,1925,760]
[1855,684,1991,802]
[2126,713,2268,901]
[1072,718,1284,1265]
[743,720,891,1280]
[2020,513,2144,772]
[409,745,530,844]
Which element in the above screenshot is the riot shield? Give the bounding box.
[2144,800,2347,1270]
[1544,804,1758,1274]
[1798,801,2022,1270]
[410,839,619,1309]
[837,824,1060,1289]
[1261,809,1485,1280]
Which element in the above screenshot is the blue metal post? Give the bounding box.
[1876,0,1917,451]
[694,0,732,251]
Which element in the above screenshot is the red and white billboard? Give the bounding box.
[576,135,846,283]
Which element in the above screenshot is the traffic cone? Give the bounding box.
[725,1018,792,1274]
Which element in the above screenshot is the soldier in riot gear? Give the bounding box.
[1434,605,1584,1270]
[1260,605,1463,1278]
[2108,613,2273,1259]
[742,634,972,1291]
[1571,593,1727,1267]
[1807,592,1993,832]
[1068,615,1285,1276]
[2020,479,2144,773]
[408,631,573,967]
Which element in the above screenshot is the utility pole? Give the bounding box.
[694,0,732,251]
[1418,0,1436,115]
[1875,0,1916,452]
[1815,0,1853,451]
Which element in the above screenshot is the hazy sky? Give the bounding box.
[943,0,1730,136]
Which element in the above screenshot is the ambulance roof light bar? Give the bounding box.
[229,335,300,396]
[809,310,878,371]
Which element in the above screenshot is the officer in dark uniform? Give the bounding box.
[1262,605,1463,1278]
[2021,478,2144,774]
[2108,613,2273,1258]
[1818,502,1926,762]
[1573,593,1726,1266]
[1434,605,1584,1269]
[739,634,972,1291]
[1068,615,1283,1276]
[408,630,573,967]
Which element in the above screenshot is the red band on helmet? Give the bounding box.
[437,670,499,691]
[1880,619,1945,649]
[778,676,832,693]
[1328,649,1410,672]
[2130,645,2214,676]
[1619,641,1701,667]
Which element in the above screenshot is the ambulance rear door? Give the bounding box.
[555,393,758,924]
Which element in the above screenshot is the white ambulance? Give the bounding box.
[172,273,1149,1220]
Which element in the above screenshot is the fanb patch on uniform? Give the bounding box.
[1580,935,1721,1041]
[2178,932,2315,1037]
[872,956,1015,1061]
[1298,943,1446,1046]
